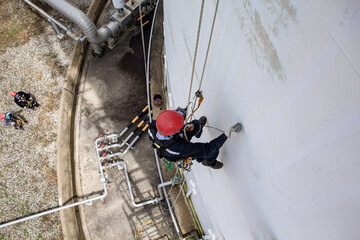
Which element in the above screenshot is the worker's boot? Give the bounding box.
[202,160,223,169]
[199,116,207,127]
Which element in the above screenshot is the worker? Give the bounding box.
[148,108,242,169]
[0,110,27,130]
[10,91,40,109]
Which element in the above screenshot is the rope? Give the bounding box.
[198,0,219,90]
[166,167,179,196]
[169,0,221,208]
[144,0,183,237]
[134,220,166,240]
[170,170,190,209]
[203,125,224,134]
[142,0,221,215]
[186,0,219,122]
[186,0,205,107]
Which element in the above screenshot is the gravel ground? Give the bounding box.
[0,0,91,239]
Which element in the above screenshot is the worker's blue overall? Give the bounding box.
[148,119,228,166]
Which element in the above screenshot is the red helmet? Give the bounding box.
[10,91,16,97]
[156,110,184,136]
[0,114,5,119]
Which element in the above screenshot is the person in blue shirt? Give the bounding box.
[0,110,27,130]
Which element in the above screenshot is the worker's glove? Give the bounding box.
[176,106,187,118]
[227,123,242,138]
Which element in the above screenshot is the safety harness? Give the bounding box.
[149,124,179,156]
[149,123,193,171]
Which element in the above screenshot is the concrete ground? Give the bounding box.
[73,22,178,240]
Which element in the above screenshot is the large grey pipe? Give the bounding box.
[41,0,137,55]
[42,0,107,54]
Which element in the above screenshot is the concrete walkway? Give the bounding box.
[71,22,181,239]
[56,1,198,239]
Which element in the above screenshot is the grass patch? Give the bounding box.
[8,27,19,38]
[0,1,47,52]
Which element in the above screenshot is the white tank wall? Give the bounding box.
[163,0,360,239]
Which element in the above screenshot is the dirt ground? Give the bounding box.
[0,0,90,239]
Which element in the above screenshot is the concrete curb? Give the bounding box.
[56,1,105,239]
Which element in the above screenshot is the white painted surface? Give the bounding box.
[163,0,360,239]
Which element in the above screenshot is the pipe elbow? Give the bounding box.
[97,21,121,42]
[43,0,100,44]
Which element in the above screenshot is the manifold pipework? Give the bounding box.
[94,141,176,207]
[95,106,150,160]
[27,0,144,55]
[103,160,174,207]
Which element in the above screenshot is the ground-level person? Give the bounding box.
[0,110,27,130]
[148,108,242,169]
[10,91,40,109]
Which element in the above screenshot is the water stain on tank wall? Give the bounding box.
[233,0,297,81]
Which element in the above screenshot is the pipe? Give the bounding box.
[94,142,173,208]
[97,134,138,159]
[41,0,143,55]
[120,106,148,134]
[119,161,173,207]
[25,0,144,54]
[42,0,103,54]
[145,0,182,237]
[0,134,110,229]
[94,106,149,152]
[0,181,107,229]
[112,0,125,9]
[95,123,149,160]
[109,119,148,150]
[23,0,80,41]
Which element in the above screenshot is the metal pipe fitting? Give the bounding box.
[24,0,82,41]
[112,0,125,9]
[0,187,107,229]
[119,161,173,207]
[42,0,103,54]
[145,0,182,236]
